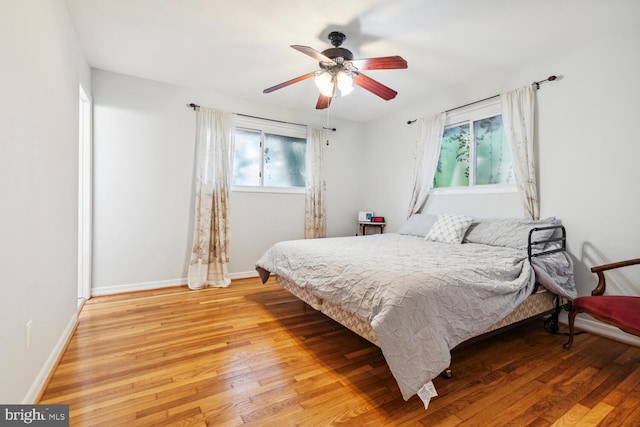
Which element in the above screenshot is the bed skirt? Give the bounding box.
[275,276,557,348]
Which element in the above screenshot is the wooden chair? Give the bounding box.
[564,258,640,350]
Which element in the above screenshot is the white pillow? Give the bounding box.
[397,214,438,238]
[425,213,474,244]
[463,217,560,249]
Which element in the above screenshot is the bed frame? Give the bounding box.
[269,225,569,377]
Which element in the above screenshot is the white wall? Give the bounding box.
[91,71,196,293]
[362,25,640,345]
[0,0,91,402]
[91,70,364,293]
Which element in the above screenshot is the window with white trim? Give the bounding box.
[434,99,515,190]
[232,116,306,192]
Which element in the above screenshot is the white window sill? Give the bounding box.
[430,184,518,195]
[232,185,305,195]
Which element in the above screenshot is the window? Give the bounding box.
[232,116,307,192]
[434,100,515,190]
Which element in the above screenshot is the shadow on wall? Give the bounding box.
[576,241,639,296]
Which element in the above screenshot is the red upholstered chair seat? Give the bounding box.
[564,258,640,350]
[573,296,640,336]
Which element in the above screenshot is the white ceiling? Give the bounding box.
[65,0,640,122]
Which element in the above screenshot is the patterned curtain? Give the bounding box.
[407,112,447,217]
[304,127,326,238]
[500,86,539,220]
[188,107,235,289]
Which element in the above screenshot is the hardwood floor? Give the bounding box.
[40,277,640,426]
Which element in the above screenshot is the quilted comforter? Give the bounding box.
[255,233,575,407]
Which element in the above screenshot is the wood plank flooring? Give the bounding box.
[39,277,640,426]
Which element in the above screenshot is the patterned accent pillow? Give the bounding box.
[425,213,474,244]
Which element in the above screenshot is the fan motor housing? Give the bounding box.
[320,47,354,63]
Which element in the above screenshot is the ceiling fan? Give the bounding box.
[263,31,408,110]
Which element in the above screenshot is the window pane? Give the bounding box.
[474,115,515,185]
[232,129,261,186]
[264,133,306,187]
[434,123,470,188]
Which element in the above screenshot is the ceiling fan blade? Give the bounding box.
[353,73,398,100]
[263,72,315,93]
[291,45,335,64]
[349,55,408,70]
[315,93,333,110]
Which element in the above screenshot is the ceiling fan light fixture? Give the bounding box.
[263,32,407,109]
[314,71,334,97]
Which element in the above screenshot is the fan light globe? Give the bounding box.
[314,71,334,97]
[337,71,354,96]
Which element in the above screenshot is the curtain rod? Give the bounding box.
[406,75,557,125]
[187,103,337,131]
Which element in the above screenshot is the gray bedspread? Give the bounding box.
[255,233,575,407]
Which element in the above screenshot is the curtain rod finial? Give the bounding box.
[533,75,559,89]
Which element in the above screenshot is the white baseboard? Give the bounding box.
[229,270,259,280]
[91,278,187,296]
[91,272,260,296]
[558,312,640,347]
[23,312,78,403]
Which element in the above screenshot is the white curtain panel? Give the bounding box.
[188,108,235,289]
[305,127,326,238]
[407,112,447,217]
[501,86,539,220]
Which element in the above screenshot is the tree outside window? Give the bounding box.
[434,113,514,189]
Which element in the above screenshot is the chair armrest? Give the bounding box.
[590,258,640,296]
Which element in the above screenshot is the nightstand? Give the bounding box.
[358,221,386,235]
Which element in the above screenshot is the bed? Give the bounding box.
[255,213,576,408]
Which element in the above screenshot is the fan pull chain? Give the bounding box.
[325,105,331,145]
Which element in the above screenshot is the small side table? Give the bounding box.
[358,221,386,236]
